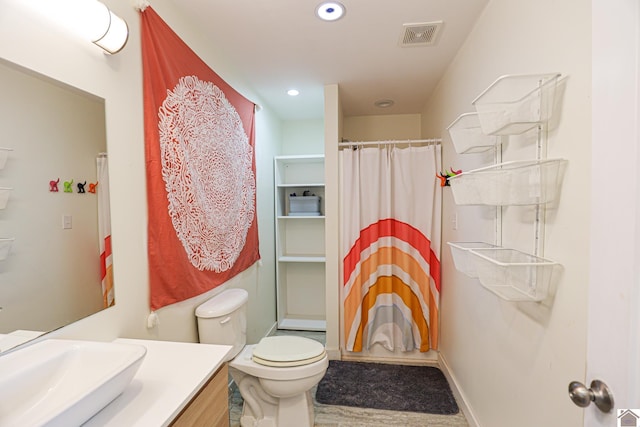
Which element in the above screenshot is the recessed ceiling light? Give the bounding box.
[374,99,395,108]
[287,89,300,96]
[315,2,345,22]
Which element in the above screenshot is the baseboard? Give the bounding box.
[338,345,439,366]
[438,353,480,427]
[340,352,439,366]
[325,348,341,360]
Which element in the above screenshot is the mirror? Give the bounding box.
[0,58,111,352]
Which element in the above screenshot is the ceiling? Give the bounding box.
[169,0,489,120]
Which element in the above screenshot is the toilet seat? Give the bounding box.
[252,336,326,367]
[230,344,328,381]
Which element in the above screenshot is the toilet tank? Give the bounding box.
[196,288,248,361]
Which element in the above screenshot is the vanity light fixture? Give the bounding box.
[91,2,129,54]
[287,89,300,96]
[315,2,345,22]
[23,0,128,54]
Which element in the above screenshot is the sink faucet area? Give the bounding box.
[0,339,146,426]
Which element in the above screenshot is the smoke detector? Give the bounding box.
[399,21,443,47]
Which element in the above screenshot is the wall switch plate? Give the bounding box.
[62,215,72,229]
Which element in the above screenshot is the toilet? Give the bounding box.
[196,288,328,427]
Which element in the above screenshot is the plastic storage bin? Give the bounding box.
[0,238,14,261]
[472,73,561,135]
[288,195,321,216]
[447,112,502,154]
[468,248,558,301]
[448,159,566,206]
[448,242,499,277]
[0,187,12,210]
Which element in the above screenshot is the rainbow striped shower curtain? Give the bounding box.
[342,145,441,352]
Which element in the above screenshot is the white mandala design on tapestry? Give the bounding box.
[158,75,255,272]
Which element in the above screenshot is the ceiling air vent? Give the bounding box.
[399,21,443,47]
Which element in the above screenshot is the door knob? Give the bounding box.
[568,380,614,413]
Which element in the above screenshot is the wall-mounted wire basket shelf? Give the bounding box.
[0,238,15,261]
[472,73,561,135]
[448,158,567,206]
[447,112,502,154]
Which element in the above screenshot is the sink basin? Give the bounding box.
[0,330,45,353]
[0,339,147,427]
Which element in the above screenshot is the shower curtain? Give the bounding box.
[342,145,441,352]
[97,154,114,308]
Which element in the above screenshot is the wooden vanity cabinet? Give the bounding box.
[171,364,229,427]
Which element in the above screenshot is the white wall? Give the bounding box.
[421,0,590,426]
[323,84,342,359]
[343,114,421,141]
[281,119,324,155]
[0,0,280,347]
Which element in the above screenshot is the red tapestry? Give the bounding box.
[140,7,260,311]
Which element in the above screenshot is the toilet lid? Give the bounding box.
[252,336,326,367]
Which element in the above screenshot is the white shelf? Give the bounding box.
[277,183,324,188]
[274,155,326,330]
[278,318,326,331]
[279,255,326,263]
[277,215,325,220]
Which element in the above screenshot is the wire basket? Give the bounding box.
[469,248,558,301]
[448,159,566,206]
[472,73,561,135]
[447,112,501,154]
[448,242,499,277]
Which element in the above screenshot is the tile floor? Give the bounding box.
[228,330,468,427]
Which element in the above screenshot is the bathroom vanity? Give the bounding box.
[83,339,232,426]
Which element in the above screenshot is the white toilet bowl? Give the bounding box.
[195,290,328,427]
[229,337,328,427]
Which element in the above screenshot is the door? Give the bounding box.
[585,0,640,425]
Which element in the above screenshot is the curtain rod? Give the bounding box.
[337,138,441,148]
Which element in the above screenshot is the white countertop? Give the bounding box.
[83,338,232,427]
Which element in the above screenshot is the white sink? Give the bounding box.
[0,339,147,427]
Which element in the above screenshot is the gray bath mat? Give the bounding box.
[315,360,459,415]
